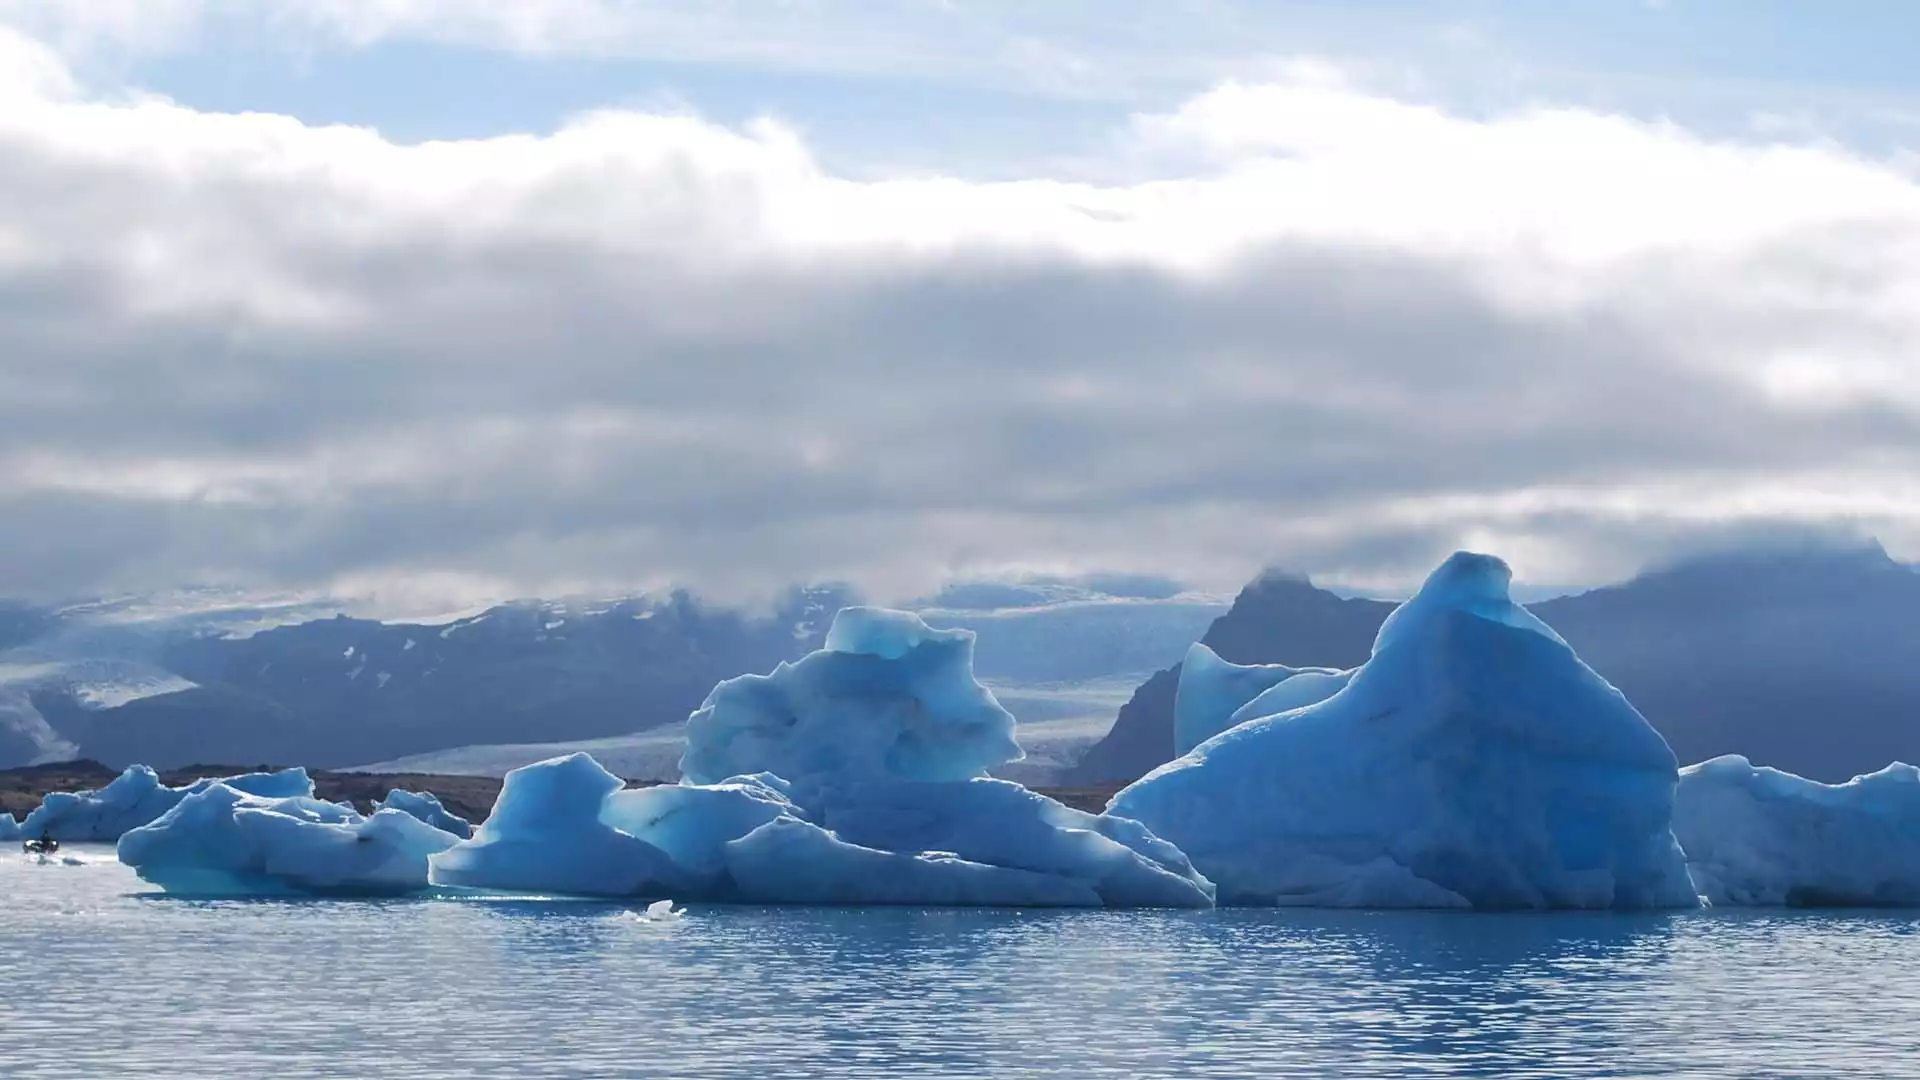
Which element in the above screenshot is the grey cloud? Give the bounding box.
[2,89,1920,605]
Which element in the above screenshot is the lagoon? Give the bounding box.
[4,849,1917,1079]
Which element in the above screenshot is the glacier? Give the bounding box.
[24,764,312,842]
[1172,643,1350,756]
[1111,552,1699,910]
[1674,755,1920,906]
[431,608,1213,907]
[118,782,459,896]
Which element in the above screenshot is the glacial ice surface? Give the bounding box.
[118,782,459,896]
[433,608,1213,907]
[1674,755,1920,906]
[1111,552,1699,910]
[1173,643,1350,756]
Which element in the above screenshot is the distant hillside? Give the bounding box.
[1069,544,1920,784]
[1,575,1223,774]
[49,588,854,770]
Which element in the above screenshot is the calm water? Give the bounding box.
[5,849,1919,1079]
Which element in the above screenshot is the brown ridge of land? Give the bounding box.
[0,760,1127,824]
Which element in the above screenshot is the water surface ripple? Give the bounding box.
[4,849,1916,1078]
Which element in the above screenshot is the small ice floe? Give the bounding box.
[638,899,685,922]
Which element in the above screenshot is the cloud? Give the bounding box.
[0,1,1182,102]
[0,25,1918,605]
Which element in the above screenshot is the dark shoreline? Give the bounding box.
[0,760,1125,825]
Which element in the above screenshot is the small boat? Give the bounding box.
[22,836,59,856]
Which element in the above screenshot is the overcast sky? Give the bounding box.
[1,1,1917,609]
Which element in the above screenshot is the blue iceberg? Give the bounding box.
[430,753,692,897]
[24,765,312,842]
[723,815,1103,907]
[118,782,460,896]
[681,606,1023,789]
[1111,552,1699,910]
[809,776,1210,908]
[377,788,473,838]
[1674,755,1920,906]
[433,608,1213,907]
[1173,643,1351,756]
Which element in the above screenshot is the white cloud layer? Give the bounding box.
[1,24,1919,604]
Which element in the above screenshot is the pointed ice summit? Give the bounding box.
[1110,551,1700,909]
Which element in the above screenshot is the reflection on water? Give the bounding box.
[4,849,1918,1078]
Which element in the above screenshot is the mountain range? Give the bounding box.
[0,579,1225,773]
[4,589,855,769]
[1068,542,1920,784]
[5,544,1918,783]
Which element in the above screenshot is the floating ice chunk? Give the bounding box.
[1674,755,1920,906]
[815,778,1213,908]
[376,788,473,838]
[640,899,684,921]
[182,767,316,801]
[1112,552,1698,910]
[681,607,1022,788]
[724,817,1102,907]
[117,783,459,896]
[23,766,183,841]
[1173,643,1349,756]
[599,775,796,891]
[438,749,1209,908]
[429,754,686,898]
[22,765,316,842]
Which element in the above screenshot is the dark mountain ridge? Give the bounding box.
[35,587,854,770]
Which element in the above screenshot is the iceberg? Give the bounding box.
[723,816,1103,907]
[22,765,314,842]
[1111,552,1698,910]
[118,782,460,896]
[1674,755,1920,906]
[434,608,1213,907]
[681,606,1022,789]
[432,763,1215,907]
[430,753,689,898]
[1173,643,1350,756]
[812,777,1212,908]
[0,812,17,841]
[599,773,798,892]
[376,788,473,838]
